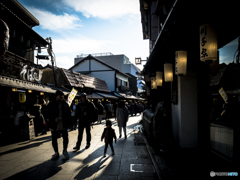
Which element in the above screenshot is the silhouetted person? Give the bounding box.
[47,90,72,160]
[101,120,116,157]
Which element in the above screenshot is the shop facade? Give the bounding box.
[139,0,240,162]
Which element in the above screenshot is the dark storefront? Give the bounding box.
[139,0,240,170]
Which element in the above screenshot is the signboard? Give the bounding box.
[135,57,141,64]
[19,92,26,103]
[0,54,42,83]
[67,88,78,106]
[219,87,228,103]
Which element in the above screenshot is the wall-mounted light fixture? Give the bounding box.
[156,71,163,86]
[164,63,173,82]
[200,24,217,62]
[175,51,187,75]
[28,90,32,93]
[151,77,157,89]
[40,92,44,95]
[12,88,17,92]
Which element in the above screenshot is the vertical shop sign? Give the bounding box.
[67,88,78,106]
[200,24,217,62]
[219,87,228,103]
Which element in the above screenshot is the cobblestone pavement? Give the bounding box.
[0,115,158,180]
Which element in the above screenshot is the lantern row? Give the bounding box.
[145,24,217,90]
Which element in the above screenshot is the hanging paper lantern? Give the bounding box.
[156,71,163,86]
[200,24,217,62]
[175,51,187,75]
[151,77,157,89]
[164,63,173,82]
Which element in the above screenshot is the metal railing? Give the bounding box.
[76,52,113,58]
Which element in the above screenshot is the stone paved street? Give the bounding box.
[0,115,158,180]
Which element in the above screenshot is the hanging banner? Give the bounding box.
[67,88,78,106]
[219,87,228,103]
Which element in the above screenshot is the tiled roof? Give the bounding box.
[62,69,110,92]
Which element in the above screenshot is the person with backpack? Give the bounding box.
[96,100,104,124]
[73,93,98,151]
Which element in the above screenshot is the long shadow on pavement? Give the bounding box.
[3,148,86,180]
[0,136,52,156]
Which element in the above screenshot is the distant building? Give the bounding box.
[74,52,144,96]
[70,54,131,94]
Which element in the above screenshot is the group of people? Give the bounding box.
[47,90,129,160]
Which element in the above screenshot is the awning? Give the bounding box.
[49,86,70,95]
[0,75,55,93]
[95,92,118,99]
[113,92,124,98]
[87,93,103,99]
[118,93,140,100]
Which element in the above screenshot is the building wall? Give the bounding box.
[172,70,198,148]
[91,60,112,71]
[75,55,124,72]
[90,71,115,91]
[73,60,89,72]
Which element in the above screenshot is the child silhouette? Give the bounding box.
[101,120,117,157]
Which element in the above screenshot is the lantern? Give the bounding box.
[151,77,157,89]
[12,88,17,92]
[175,51,187,75]
[156,71,163,86]
[200,24,217,62]
[28,90,32,93]
[164,63,173,82]
[19,92,26,103]
[40,92,44,95]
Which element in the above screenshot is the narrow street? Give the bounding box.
[0,115,158,180]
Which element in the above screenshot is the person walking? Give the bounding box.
[105,101,113,120]
[116,100,129,139]
[113,102,118,120]
[70,101,77,130]
[101,120,116,157]
[47,90,72,160]
[96,100,104,124]
[40,99,47,135]
[73,93,98,151]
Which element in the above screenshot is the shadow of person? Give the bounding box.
[74,156,110,179]
[4,149,86,180]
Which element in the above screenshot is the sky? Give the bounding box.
[18,0,149,70]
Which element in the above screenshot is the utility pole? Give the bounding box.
[46,37,57,87]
